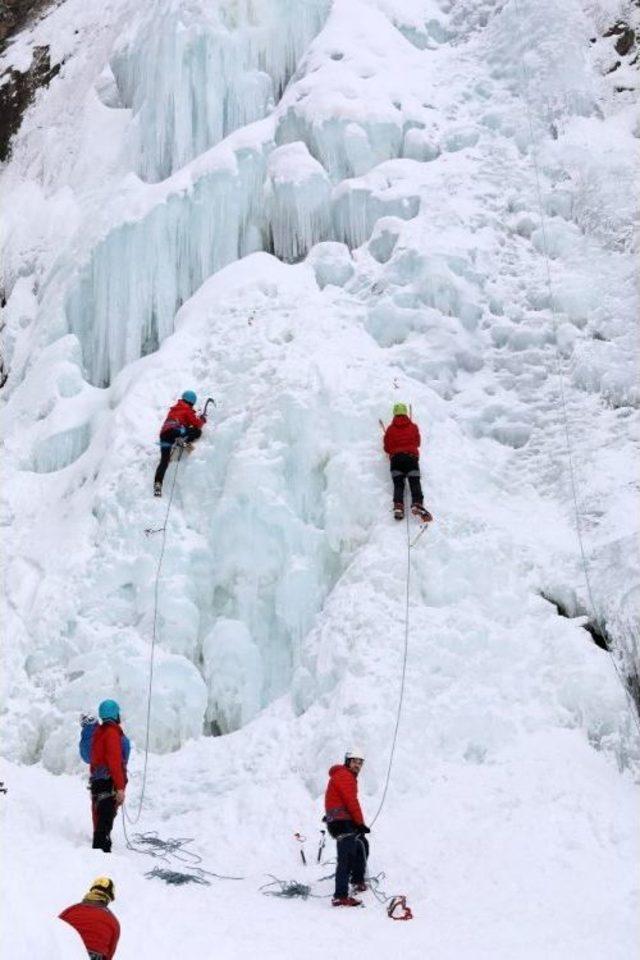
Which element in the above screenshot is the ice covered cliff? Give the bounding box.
[1,1,639,957]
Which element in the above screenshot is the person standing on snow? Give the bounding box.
[153,390,207,497]
[382,403,433,522]
[88,700,129,852]
[59,876,120,960]
[324,748,370,907]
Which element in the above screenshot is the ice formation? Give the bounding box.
[1,0,639,955]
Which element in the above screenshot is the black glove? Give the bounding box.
[357,824,371,834]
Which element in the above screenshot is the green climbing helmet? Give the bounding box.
[393,403,408,416]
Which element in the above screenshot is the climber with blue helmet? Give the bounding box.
[153,390,207,497]
[82,699,130,852]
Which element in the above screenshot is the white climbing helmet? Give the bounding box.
[345,747,365,762]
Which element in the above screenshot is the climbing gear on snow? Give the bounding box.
[181,390,197,405]
[332,896,363,907]
[98,700,120,722]
[294,832,307,866]
[411,504,433,523]
[392,403,408,416]
[387,895,413,921]
[317,830,326,863]
[261,877,314,900]
[146,867,210,886]
[393,503,404,521]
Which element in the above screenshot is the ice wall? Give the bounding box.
[110,0,331,182]
[1,0,638,770]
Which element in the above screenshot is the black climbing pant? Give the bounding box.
[330,822,368,898]
[91,779,117,852]
[154,426,201,486]
[390,452,423,506]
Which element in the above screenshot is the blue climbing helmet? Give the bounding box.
[98,699,121,722]
[181,390,197,406]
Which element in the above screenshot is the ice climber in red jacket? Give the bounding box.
[153,390,207,497]
[59,876,120,960]
[383,403,433,522]
[324,748,370,907]
[87,700,129,852]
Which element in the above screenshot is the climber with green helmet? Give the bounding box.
[153,391,207,497]
[382,403,432,522]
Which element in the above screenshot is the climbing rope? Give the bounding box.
[512,0,640,735]
[121,817,245,884]
[125,445,185,825]
[370,504,413,826]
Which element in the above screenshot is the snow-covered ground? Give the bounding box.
[1,0,639,957]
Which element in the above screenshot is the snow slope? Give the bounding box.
[1,0,639,957]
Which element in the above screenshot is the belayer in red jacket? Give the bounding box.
[324,748,370,907]
[153,390,207,497]
[383,403,432,522]
[59,876,120,960]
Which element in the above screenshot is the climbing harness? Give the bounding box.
[512,0,640,736]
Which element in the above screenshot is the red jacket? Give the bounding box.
[59,902,120,959]
[90,722,128,791]
[325,764,364,825]
[383,415,421,458]
[161,399,206,436]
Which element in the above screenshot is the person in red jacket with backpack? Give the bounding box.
[383,403,432,522]
[153,390,207,497]
[59,876,120,960]
[82,700,130,852]
[324,748,370,907]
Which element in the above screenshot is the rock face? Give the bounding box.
[0,43,60,161]
[0,0,53,45]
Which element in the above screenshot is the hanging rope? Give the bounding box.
[512,0,640,735]
[370,505,412,826]
[126,445,185,825]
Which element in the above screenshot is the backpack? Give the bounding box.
[79,717,98,763]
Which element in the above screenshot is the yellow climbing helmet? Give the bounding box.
[393,403,408,416]
[86,877,116,903]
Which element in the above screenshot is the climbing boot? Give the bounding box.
[351,882,367,893]
[393,502,404,521]
[332,896,363,907]
[411,503,433,523]
[153,482,162,498]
